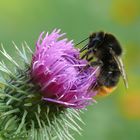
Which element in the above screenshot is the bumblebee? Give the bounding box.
[77,31,128,95]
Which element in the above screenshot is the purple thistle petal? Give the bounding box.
[31,29,98,109]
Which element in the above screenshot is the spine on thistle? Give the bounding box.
[0,29,97,140]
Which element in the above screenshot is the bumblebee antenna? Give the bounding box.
[76,37,89,46]
[80,43,88,52]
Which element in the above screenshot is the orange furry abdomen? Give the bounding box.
[97,86,117,96]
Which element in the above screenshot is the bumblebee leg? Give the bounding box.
[90,61,103,67]
[87,56,94,62]
[81,49,92,59]
[80,61,102,75]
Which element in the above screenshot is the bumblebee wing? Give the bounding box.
[110,48,128,89]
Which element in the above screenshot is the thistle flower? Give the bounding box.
[0,29,97,140]
[31,29,97,109]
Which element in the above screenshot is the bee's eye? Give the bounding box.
[92,38,100,43]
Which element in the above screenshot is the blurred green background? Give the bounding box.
[0,0,140,140]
